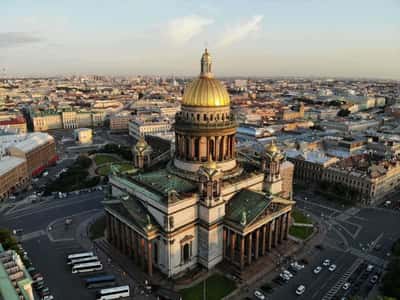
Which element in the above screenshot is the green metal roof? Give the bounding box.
[105,196,159,233]
[225,189,271,227]
[132,169,197,197]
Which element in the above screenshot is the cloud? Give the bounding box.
[166,15,213,45]
[0,32,43,48]
[218,15,264,47]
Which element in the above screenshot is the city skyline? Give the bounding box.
[1,0,400,79]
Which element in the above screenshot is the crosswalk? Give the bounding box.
[322,258,363,300]
[348,247,385,267]
[20,230,47,241]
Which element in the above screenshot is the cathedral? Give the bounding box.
[103,49,295,278]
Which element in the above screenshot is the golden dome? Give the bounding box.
[183,77,230,107]
[182,49,230,107]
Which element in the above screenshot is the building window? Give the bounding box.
[181,242,192,263]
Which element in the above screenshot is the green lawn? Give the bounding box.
[181,274,236,300]
[292,208,312,224]
[97,163,135,176]
[289,226,314,240]
[93,154,121,165]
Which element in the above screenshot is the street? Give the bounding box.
[251,195,400,300]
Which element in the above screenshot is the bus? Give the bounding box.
[66,252,94,264]
[96,285,130,300]
[84,274,116,289]
[71,261,103,274]
[69,256,99,266]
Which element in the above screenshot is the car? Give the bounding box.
[342,282,351,290]
[366,264,374,272]
[313,266,322,274]
[370,275,379,284]
[296,285,306,295]
[290,261,305,270]
[280,273,290,281]
[328,264,337,272]
[254,290,266,300]
[42,296,54,300]
[283,270,294,278]
[323,259,330,266]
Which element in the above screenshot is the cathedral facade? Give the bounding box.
[104,50,295,278]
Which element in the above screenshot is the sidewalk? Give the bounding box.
[75,212,158,299]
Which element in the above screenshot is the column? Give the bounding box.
[273,219,279,247]
[147,240,153,276]
[279,215,286,243]
[140,237,145,268]
[114,218,121,250]
[215,136,220,161]
[240,235,245,270]
[227,136,232,158]
[106,213,112,242]
[222,228,227,258]
[232,135,236,157]
[247,233,252,265]
[261,225,267,256]
[254,229,260,260]
[189,137,195,160]
[134,232,139,264]
[267,222,273,251]
[230,231,236,262]
[206,137,210,161]
[285,213,290,240]
[130,230,136,261]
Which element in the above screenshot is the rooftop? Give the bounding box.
[225,189,271,227]
[285,149,337,165]
[9,132,54,153]
[0,156,26,176]
[105,196,159,233]
[131,169,197,197]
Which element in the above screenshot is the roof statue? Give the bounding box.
[110,163,120,175]
[146,214,153,230]
[240,210,247,226]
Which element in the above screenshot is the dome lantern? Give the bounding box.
[182,49,230,107]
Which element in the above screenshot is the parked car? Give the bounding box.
[370,275,379,284]
[283,270,294,278]
[328,264,337,272]
[313,266,322,274]
[290,261,305,270]
[296,285,306,295]
[323,259,331,267]
[342,282,351,290]
[366,264,374,272]
[254,290,266,300]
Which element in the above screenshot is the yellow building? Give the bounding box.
[0,156,29,201]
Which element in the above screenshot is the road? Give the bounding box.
[0,191,104,300]
[244,192,400,300]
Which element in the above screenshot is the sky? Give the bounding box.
[1,0,400,79]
